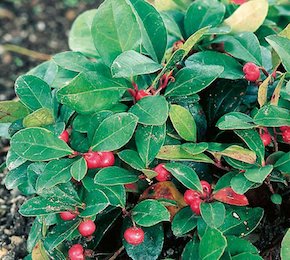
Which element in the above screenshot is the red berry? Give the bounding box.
[280,126,290,132]
[78,220,96,237]
[232,0,247,4]
[59,130,69,143]
[243,62,260,82]
[124,227,145,246]
[154,164,171,182]
[200,180,212,195]
[184,190,201,205]
[190,198,202,215]
[83,152,102,169]
[98,152,115,168]
[282,130,290,144]
[260,133,272,146]
[68,244,84,260]
[135,90,150,101]
[60,211,77,221]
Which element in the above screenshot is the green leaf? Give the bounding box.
[169,104,196,142]
[118,149,146,170]
[213,33,262,65]
[128,0,167,63]
[94,166,138,186]
[219,207,264,237]
[227,236,259,257]
[182,236,200,259]
[160,12,183,40]
[199,227,227,260]
[56,71,128,114]
[132,199,170,227]
[11,128,73,161]
[165,65,223,97]
[91,0,141,66]
[231,173,255,194]
[172,207,198,236]
[253,105,290,127]
[44,220,80,250]
[184,0,225,37]
[186,51,243,80]
[19,196,75,216]
[181,142,208,155]
[165,162,203,192]
[70,157,87,182]
[232,253,263,260]
[274,152,290,174]
[123,221,164,260]
[271,194,282,205]
[92,112,138,151]
[111,50,162,78]
[281,229,290,260]
[27,218,42,253]
[266,35,290,72]
[23,108,54,128]
[129,96,169,125]
[15,75,53,111]
[244,165,273,183]
[36,159,75,192]
[200,202,226,228]
[69,9,98,57]
[216,112,255,130]
[4,163,30,190]
[0,101,30,123]
[135,124,166,167]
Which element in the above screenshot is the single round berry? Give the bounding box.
[200,180,212,195]
[98,152,115,168]
[232,0,247,5]
[282,130,290,144]
[243,62,260,82]
[124,227,145,246]
[78,220,96,237]
[59,130,69,143]
[280,126,290,132]
[60,211,77,221]
[260,133,272,146]
[135,90,150,101]
[184,190,201,205]
[83,152,102,169]
[68,244,84,260]
[190,198,202,215]
[154,164,171,182]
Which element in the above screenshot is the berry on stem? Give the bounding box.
[154,164,171,182]
[282,130,290,144]
[200,180,212,196]
[243,62,260,82]
[83,152,102,169]
[98,151,115,168]
[184,189,201,205]
[190,197,202,215]
[68,244,84,260]
[260,132,272,146]
[280,126,290,132]
[78,220,96,237]
[124,227,145,245]
[59,130,69,143]
[60,211,78,221]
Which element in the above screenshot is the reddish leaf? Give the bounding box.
[213,187,249,206]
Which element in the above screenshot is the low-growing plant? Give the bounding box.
[1,0,290,259]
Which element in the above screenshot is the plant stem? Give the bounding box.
[109,246,125,260]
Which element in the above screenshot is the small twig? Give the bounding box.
[1,44,51,60]
[109,246,125,260]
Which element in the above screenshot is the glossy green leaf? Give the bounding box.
[56,71,128,114]
[128,0,167,63]
[244,165,273,183]
[91,0,141,66]
[27,218,42,253]
[200,202,226,228]
[274,152,290,174]
[165,65,223,97]
[186,51,243,80]
[15,75,53,111]
[182,236,200,259]
[199,227,227,260]
[94,166,138,186]
[169,104,196,142]
[118,149,145,170]
[11,128,73,161]
[129,96,169,125]
[160,12,183,40]
[70,157,87,182]
[281,229,290,260]
[0,101,30,123]
[111,50,162,78]
[232,253,263,260]
[181,142,208,155]
[231,173,255,194]
[132,199,170,227]
[23,108,54,128]
[165,162,203,192]
[135,124,166,166]
[4,163,30,190]
[172,207,198,236]
[92,112,138,151]
[217,112,255,130]
[184,0,225,37]
[227,236,259,257]
[6,150,27,171]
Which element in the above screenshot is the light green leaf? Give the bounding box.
[0,101,30,123]
[23,108,54,128]
[244,165,273,183]
[70,157,87,182]
[200,202,226,228]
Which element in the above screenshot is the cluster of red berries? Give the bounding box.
[183,180,212,215]
[243,62,260,82]
[260,131,272,147]
[280,126,290,144]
